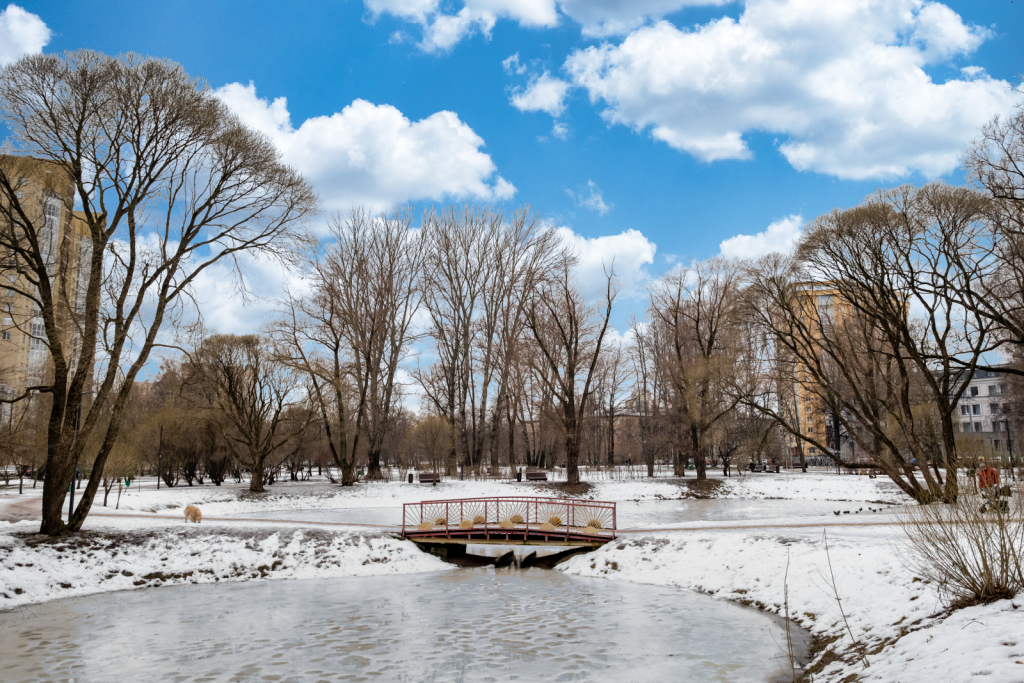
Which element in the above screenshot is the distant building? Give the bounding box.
[0,156,93,419]
[956,366,1013,456]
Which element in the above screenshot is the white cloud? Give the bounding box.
[510,71,571,117]
[0,4,50,66]
[551,122,569,139]
[502,52,527,75]
[553,225,655,297]
[558,0,730,37]
[566,180,612,215]
[365,0,558,52]
[215,82,515,216]
[564,0,1020,179]
[719,214,804,259]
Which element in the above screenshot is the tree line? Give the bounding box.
[2,51,1022,535]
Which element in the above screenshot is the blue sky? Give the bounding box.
[2,0,1022,327]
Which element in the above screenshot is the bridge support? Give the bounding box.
[416,542,467,562]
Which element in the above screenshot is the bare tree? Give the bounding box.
[526,261,618,485]
[185,334,309,492]
[0,52,315,534]
[961,100,1024,359]
[650,258,746,481]
[744,184,996,502]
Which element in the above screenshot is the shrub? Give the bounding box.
[898,490,1024,608]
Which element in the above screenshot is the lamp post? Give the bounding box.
[1005,419,1016,481]
[156,425,163,490]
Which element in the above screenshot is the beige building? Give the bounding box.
[783,283,859,462]
[1,156,92,420]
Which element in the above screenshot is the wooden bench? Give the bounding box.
[525,471,548,481]
[418,472,439,484]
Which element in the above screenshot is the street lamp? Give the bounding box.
[1005,419,1016,481]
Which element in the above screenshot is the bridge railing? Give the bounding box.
[402,496,616,538]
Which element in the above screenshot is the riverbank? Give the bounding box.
[562,524,1024,682]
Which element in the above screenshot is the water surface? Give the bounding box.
[0,569,805,682]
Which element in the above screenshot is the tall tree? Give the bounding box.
[526,261,617,485]
[745,184,997,502]
[650,258,746,481]
[0,51,315,534]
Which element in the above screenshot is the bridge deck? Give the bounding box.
[401,496,616,547]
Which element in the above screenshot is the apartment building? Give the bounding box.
[957,367,1013,456]
[0,156,92,420]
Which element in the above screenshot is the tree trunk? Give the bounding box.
[690,425,707,481]
[250,456,266,493]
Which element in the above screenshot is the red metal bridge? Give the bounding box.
[401,496,616,547]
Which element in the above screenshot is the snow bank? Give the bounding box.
[560,527,1024,682]
[0,522,445,611]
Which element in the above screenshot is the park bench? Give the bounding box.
[525,471,548,481]
[418,472,439,484]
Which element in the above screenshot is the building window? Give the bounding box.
[991,404,1000,414]
[974,423,983,432]
[1,331,9,341]
[1000,384,1007,394]
[972,405,981,415]
[961,405,970,415]
[971,386,979,397]
[994,440,1001,450]
[29,320,46,350]
[995,422,1003,432]
[989,385,997,395]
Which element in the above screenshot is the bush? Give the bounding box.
[898,490,1024,609]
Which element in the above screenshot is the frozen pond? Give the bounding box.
[0,569,805,682]
[222,496,878,528]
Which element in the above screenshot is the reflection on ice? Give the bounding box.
[1,568,805,682]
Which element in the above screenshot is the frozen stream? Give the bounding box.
[221,496,876,528]
[0,568,805,683]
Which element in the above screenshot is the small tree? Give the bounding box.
[185,334,309,493]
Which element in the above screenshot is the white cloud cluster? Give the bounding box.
[215,82,514,215]
[563,0,1017,179]
[365,0,558,52]
[510,71,571,117]
[566,180,612,215]
[718,214,804,259]
[553,225,656,297]
[558,0,729,37]
[0,4,50,66]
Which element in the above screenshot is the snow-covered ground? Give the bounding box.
[2,471,1021,682]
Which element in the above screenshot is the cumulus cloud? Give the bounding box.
[566,180,612,215]
[564,0,1020,179]
[719,214,804,259]
[365,0,558,52]
[551,122,569,139]
[553,225,656,297]
[558,0,729,37]
[215,82,515,215]
[0,4,50,66]
[510,71,571,117]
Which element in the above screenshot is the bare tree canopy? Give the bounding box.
[744,183,997,502]
[0,51,316,534]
